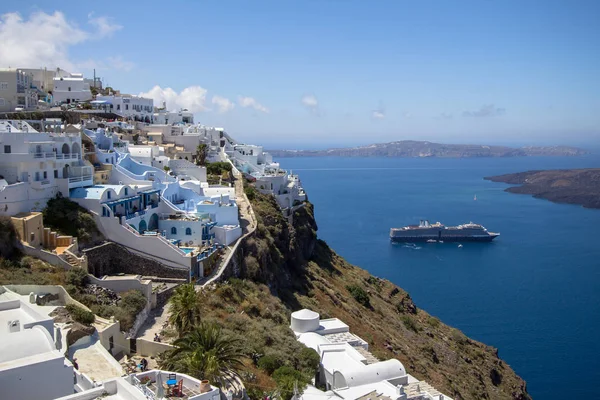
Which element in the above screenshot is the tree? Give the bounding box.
[196,143,208,166]
[160,322,245,387]
[168,283,202,336]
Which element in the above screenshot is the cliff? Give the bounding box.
[485,168,600,209]
[216,187,531,400]
[268,140,587,158]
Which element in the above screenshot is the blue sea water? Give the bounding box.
[279,156,600,400]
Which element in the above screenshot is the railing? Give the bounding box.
[68,175,93,183]
[132,376,157,400]
[31,152,55,159]
[56,153,81,160]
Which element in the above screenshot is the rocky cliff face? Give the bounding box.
[237,189,531,400]
[486,168,600,209]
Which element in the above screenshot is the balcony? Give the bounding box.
[31,179,53,190]
[56,153,81,160]
[31,152,56,159]
[68,175,93,189]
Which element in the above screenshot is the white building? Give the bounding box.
[56,369,221,400]
[0,120,93,216]
[0,295,75,400]
[52,73,92,105]
[96,94,154,122]
[0,68,38,111]
[291,309,453,400]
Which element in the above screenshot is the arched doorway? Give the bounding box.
[71,142,81,155]
[62,164,70,178]
[61,143,70,154]
[148,213,158,231]
[138,219,147,234]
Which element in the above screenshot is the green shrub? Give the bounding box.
[0,216,18,258]
[66,268,88,287]
[346,284,371,308]
[273,366,309,399]
[257,354,283,374]
[120,290,147,315]
[244,185,257,200]
[66,304,95,325]
[42,196,101,245]
[427,316,440,328]
[297,347,320,374]
[401,315,418,332]
[206,161,232,175]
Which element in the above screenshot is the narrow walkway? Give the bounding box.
[197,164,257,288]
[136,303,171,342]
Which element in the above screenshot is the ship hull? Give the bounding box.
[390,235,498,243]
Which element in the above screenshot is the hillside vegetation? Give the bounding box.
[199,189,530,400]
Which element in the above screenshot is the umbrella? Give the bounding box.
[155,373,165,399]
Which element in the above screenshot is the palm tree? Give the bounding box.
[196,143,208,166]
[168,283,202,336]
[160,323,245,387]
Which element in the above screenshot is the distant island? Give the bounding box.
[268,140,588,158]
[485,169,600,209]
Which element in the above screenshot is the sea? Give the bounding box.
[278,155,600,400]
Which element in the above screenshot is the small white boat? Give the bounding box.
[458,244,463,248]
[474,194,477,201]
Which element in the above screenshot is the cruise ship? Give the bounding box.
[390,220,499,242]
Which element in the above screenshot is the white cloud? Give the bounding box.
[0,11,88,70]
[372,110,385,119]
[88,13,122,37]
[238,96,269,113]
[140,85,209,113]
[0,10,130,72]
[301,94,318,108]
[212,95,235,113]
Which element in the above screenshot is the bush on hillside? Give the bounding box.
[346,284,371,308]
[120,290,147,316]
[272,366,311,399]
[0,216,18,258]
[66,267,88,287]
[257,354,284,374]
[206,161,232,175]
[66,304,95,325]
[42,195,101,246]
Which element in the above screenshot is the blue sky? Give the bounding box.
[1,0,599,148]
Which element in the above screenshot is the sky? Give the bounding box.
[0,0,599,148]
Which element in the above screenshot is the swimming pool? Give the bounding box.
[180,247,195,254]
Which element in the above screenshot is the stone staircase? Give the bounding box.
[404,381,449,399]
[64,252,80,267]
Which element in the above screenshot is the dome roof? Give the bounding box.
[292,309,320,320]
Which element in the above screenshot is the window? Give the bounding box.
[171,227,177,235]
[30,232,35,242]
[125,104,129,110]
[107,191,111,199]
[117,104,120,110]
[68,87,71,91]
[4,145,10,154]
[185,228,192,236]
[0,99,5,106]
[124,188,128,195]
[54,170,58,178]
[0,82,8,90]
[109,336,114,351]
[43,171,47,179]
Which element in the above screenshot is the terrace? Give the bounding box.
[131,370,220,400]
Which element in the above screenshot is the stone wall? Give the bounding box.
[83,242,189,280]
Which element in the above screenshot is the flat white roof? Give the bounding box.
[0,326,55,363]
